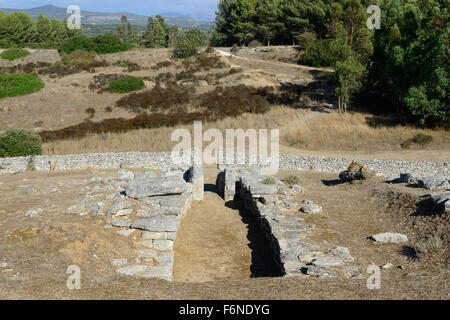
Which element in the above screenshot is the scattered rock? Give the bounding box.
[369,232,408,243]
[115,208,134,217]
[26,208,43,217]
[298,252,320,264]
[292,185,304,193]
[111,219,131,228]
[311,257,344,267]
[381,263,394,270]
[89,201,105,216]
[328,246,354,261]
[282,196,299,208]
[106,198,131,216]
[304,266,337,278]
[300,202,322,214]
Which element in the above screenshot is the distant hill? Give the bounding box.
[0,4,214,30]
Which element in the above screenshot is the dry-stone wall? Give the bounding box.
[217,167,364,279]
[1,150,448,180]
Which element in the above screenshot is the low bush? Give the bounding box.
[1,48,30,61]
[248,40,262,48]
[0,128,42,158]
[412,133,433,146]
[401,139,414,149]
[116,83,192,112]
[107,76,145,93]
[283,175,301,185]
[0,74,45,99]
[262,177,276,185]
[59,34,130,55]
[61,50,96,65]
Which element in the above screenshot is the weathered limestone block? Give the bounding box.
[418,176,449,190]
[188,166,204,201]
[370,232,408,243]
[125,177,188,199]
[224,168,237,201]
[131,216,179,232]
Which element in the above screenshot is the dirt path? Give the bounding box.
[216,49,330,74]
[172,190,253,282]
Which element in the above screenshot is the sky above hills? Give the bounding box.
[0,0,219,20]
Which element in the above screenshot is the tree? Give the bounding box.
[117,15,137,44]
[142,16,170,48]
[173,29,207,58]
[334,55,366,113]
[36,14,52,44]
[255,0,283,46]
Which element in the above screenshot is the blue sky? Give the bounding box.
[0,0,219,16]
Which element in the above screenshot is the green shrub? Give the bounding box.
[0,39,14,49]
[61,50,96,65]
[173,29,206,58]
[283,175,301,185]
[412,133,433,146]
[0,74,45,99]
[107,76,145,93]
[262,177,276,185]
[1,48,30,61]
[0,128,43,158]
[59,34,130,55]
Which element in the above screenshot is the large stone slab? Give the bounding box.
[125,177,188,199]
[131,216,179,232]
[418,176,449,190]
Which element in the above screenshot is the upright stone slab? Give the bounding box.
[188,166,204,201]
[224,168,237,201]
[216,170,225,197]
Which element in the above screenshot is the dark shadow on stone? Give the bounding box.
[398,245,418,260]
[204,183,217,193]
[225,200,283,278]
[321,179,345,186]
[412,197,444,217]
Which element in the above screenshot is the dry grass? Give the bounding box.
[42,106,305,155]
[282,112,450,151]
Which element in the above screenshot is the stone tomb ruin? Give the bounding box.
[100,164,364,281]
[103,166,203,281]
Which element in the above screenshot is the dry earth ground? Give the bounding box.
[0,168,447,299]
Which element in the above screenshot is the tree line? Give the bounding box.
[213,0,448,126]
[0,11,80,48]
